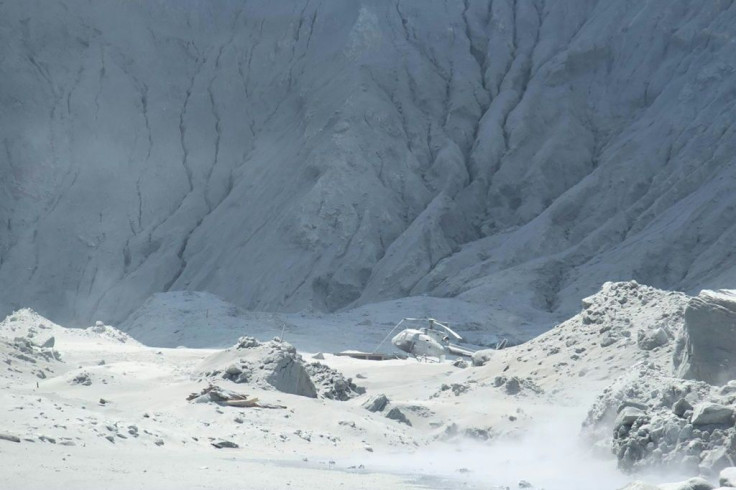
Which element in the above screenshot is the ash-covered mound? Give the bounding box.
[0,310,64,381]
[487,281,689,391]
[84,321,138,344]
[198,337,363,400]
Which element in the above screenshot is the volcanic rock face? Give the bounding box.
[2,1,736,331]
[675,290,736,385]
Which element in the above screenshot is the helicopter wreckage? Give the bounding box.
[336,318,507,362]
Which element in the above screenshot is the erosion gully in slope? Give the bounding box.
[1,1,735,334]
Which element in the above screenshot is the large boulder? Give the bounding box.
[691,403,734,426]
[720,466,736,487]
[619,479,714,490]
[675,290,736,385]
[658,478,714,490]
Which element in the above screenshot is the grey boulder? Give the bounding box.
[691,403,734,426]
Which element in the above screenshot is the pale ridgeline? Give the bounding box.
[1,281,736,489]
[1,1,736,338]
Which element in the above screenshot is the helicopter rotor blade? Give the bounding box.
[432,320,463,341]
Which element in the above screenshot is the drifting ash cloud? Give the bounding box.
[350,405,631,490]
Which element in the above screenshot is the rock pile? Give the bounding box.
[9,336,61,363]
[86,321,137,344]
[580,281,682,352]
[304,362,364,401]
[200,337,362,400]
[585,366,736,476]
[1,334,62,381]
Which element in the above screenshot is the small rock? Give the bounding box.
[362,394,389,413]
[154,439,164,446]
[0,433,20,443]
[673,398,693,418]
[70,372,92,386]
[601,334,618,347]
[312,353,325,360]
[452,359,469,369]
[451,383,469,396]
[518,480,533,488]
[385,407,412,426]
[225,365,242,376]
[211,440,239,449]
[581,295,596,309]
[41,336,55,348]
[615,407,646,429]
[504,377,521,395]
[637,328,669,350]
[471,349,494,367]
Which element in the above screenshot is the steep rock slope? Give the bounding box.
[1,0,735,328]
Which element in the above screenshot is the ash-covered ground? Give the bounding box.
[2,282,736,489]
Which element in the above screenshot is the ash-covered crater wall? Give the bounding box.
[1,0,735,329]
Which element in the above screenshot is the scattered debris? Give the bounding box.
[187,385,285,409]
[334,351,405,361]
